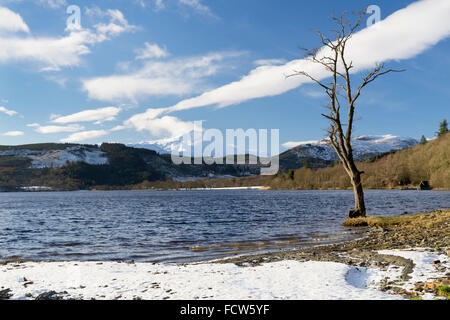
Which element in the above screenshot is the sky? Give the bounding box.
[0,0,449,151]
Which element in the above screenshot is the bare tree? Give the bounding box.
[289,13,403,218]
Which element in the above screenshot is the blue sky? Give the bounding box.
[0,0,449,151]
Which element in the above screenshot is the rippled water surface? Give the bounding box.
[0,190,448,262]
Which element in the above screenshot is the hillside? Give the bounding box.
[278,135,418,170]
[0,143,263,191]
[0,134,445,191]
[160,133,450,190]
[269,132,450,190]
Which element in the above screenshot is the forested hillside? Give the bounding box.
[161,133,450,190]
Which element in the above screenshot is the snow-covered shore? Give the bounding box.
[1,249,447,300]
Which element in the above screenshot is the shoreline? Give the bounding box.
[2,187,450,193]
[1,210,448,300]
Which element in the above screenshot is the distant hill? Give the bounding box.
[0,143,263,191]
[0,134,431,191]
[270,132,450,190]
[278,135,418,170]
[132,134,418,171]
[156,133,450,191]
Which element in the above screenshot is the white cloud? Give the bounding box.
[44,74,68,87]
[83,51,243,102]
[92,9,137,41]
[0,7,29,33]
[111,125,126,131]
[130,0,450,118]
[179,0,216,18]
[0,7,135,71]
[125,114,195,138]
[154,0,165,11]
[253,59,287,66]
[300,87,325,99]
[60,130,109,143]
[39,0,66,9]
[133,0,147,8]
[135,42,169,60]
[0,106,18,116]
[83,75,193,102]
[282,141,316,149]
[32,124,85,134]
[3,130,24,136]
[51,107,122,124]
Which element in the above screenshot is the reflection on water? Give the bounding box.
[0,189,448,263]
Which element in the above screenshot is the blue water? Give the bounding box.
[0,190,448,263]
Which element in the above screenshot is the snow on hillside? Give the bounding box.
[284,135,418,161]
[0,146,108,168]
[129,134,197,155]
[132,134,418,162]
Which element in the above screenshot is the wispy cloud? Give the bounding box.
[28,123,85,134]
[83,51,244,102]
[60,130,108,143]
[135,42,169,60]
[179,0,217,18]
[300,87,326,99]
[51,107,122,124]
[127,0,450,120]
[38,0,66,9]
[154,0,165,11]
[125,114,195,138]
[3,130,24,136]
[253,59,287,66]
[0,106,18,116]
[44,74,68,87]
[0,6,136,71]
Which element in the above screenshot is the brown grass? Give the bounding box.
[343,209,450,228]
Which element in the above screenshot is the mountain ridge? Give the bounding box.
[0,134,423,191]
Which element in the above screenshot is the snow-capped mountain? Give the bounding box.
[283,135,418,161]
[128,135,185,155]
[0,146,108,168]
[131,134,419,161]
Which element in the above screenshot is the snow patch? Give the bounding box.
[1,259,399,300]
[284,135,418,161]
[0,146,108,168]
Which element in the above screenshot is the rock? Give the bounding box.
[35,291,62,300]
[23,281,34,287]
[413,282,424,291]
[423,282,440,292]
[0,289,13,300]
[419,181,431,190]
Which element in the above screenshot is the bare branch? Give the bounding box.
[289,10,404,218]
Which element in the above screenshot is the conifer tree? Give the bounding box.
[437,119,448,137]
[420,135,427,144]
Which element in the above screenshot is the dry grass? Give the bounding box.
[343,209,450,228]
[269,132,450,190]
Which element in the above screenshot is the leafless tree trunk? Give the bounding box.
[289,13,403,218]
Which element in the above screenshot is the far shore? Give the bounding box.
[2,185,450,192]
